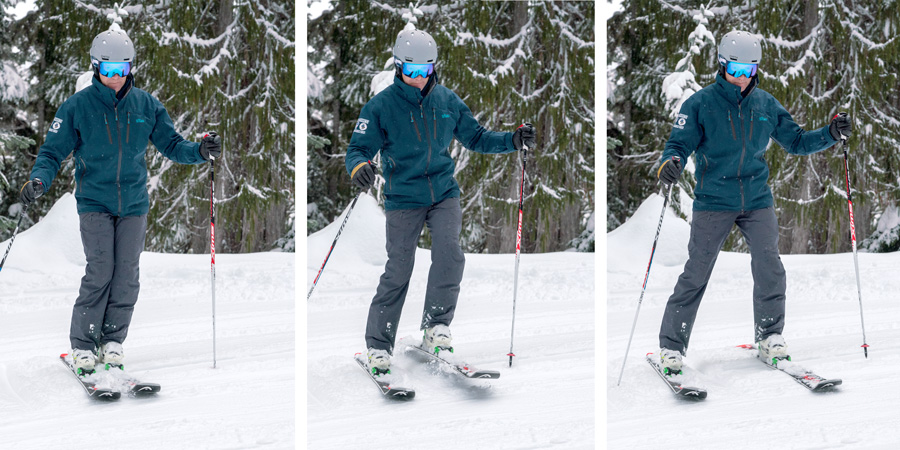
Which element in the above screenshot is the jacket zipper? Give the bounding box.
[749,109,754,141]
[387,155,396,191]
[410,111,421,141]
[422,104,434,203]
[115,106,124,215]
[736,104,747,210]
[433,108,437,138]
[728,111,737,140]
[126,112,131,143]
[104,114,113,144]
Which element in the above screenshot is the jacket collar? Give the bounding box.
[90,74,134,108]
[714,73,758,105]
[392,72,439,106]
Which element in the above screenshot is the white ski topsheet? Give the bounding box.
[0,194,294,448]
[609,194,898,449]
[307,194,595,449]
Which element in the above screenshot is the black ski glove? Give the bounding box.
[657,156,682,185]
[351,160,377,190]
[19,178,44,206]
[513,123,536,151]
[829,113,852,141]
[199,132,222,160]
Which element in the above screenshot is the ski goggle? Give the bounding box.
[724,61,757,78]
[97,61,131,78]
[401,62,434,79]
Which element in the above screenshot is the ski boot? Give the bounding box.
[72,348,97,377]
[757,334,790,365]
[423,324,453,356]
[366,348,391,377]
[659,348,683,376]
[99,341,125,371]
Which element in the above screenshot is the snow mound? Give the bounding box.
[1,193,85,271]
[306,193,387,269]
[607,193,690,273]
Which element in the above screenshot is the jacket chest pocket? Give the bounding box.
[126,112,153,145]
[749,110,776,149]
[431,107,456,149]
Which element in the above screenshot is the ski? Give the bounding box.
[353,353,415,399]
[102,363,162,396]
[737,344,842,392]
[59,353,120,400]
[407,344,501,379]
[645,352,707,399]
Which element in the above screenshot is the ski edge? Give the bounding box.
[59,353,121,401]
[737,344,843,392]
[645,353,708,400]
[353,353,415,399]
[407,344,501,379]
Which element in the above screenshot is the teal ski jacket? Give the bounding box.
[661,74,838,211]
[345,75,517,210]
[31,75,206,216]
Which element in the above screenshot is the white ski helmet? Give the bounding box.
[90,29,135,67]
[393,29,437,66]
[717,30,761,66]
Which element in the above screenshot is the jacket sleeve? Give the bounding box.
[769,97,837,155]
[660,95,702,168]
[30,101,79,192]
[452,93,517,155]
[345,100,384,177]
[150,98,206,165]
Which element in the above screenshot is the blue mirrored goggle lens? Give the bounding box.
[725,61,757,78]
[98,62,131,77]
[402,63,434,79]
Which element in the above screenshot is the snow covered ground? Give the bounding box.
[306,194,595,449]
[607,194,900,449]
[0,194,294,448]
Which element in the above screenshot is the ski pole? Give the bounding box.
[210,154,217,368]
[307,190,365,300]
[837,114,869,358]
[508,141,528,368]
[617,181,674,386]
[0,204,31,273]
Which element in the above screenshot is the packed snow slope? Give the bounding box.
[0,194,294,448]
[608,194,900,449]
[307,194,595,449]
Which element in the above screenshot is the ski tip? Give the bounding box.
[60,353,68,358]
[736,344,755,349]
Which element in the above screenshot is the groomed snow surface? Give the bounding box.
[0,194,294,448]
[608,194,900,449]
[307,194,595,449]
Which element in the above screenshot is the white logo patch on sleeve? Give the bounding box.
[672,113,688,130]
[49,117,63,134]
[353,118,370,135]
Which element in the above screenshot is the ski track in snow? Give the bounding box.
[0,194,294,448]
[307,195,595,449]
[608,195,900,449]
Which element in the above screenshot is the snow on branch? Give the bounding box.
[661,5,714,118]
[549,19,593,49]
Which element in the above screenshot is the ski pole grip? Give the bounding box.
[833,112,849,142]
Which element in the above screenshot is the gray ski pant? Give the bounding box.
[71,213,147,352]
[659,207,786,354]
[366,197,465,354]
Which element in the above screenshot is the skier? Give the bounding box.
[345,29,536,375]
[654,30,852,374]
[18,29,222,376]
